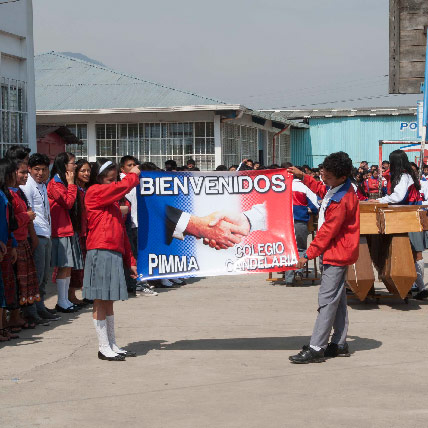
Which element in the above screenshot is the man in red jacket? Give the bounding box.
[287,152,360,364]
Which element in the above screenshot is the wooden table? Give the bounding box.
[347,203,428,302]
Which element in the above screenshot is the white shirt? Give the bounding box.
[20,174,51,238]
[318,183,345,230]
[377,173,414,204]
[120,173,138,228]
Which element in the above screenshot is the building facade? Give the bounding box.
[35,52,305,169]
[266,108,420,167]
[0,0,36,155]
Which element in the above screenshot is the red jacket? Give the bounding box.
[85,173,139,268]
[10,188,30,241]
[303,174,360,266]
[47,175,77,238]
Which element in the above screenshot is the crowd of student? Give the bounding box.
[0,146,427,364]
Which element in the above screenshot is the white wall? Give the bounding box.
[0,0,36,152]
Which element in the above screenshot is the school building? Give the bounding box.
[35,52,308,170]
[0,0,37,156]
[268,107,421,167]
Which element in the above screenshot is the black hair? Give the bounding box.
[269,164,280,169]
[361,161,368,164]
[28,153,50,168]
[186,158,196,166]
[0,158,18,231]
[355,172,369,198]
[215,165,228,171]
[165,159,177,171]
[75,159,91,189]
[322,151,353,179]
[89,158,118,186]
[50,152,82,233]
[246,159,254,164]
[140,161,159,171]
[119,155,139,169]
[5,145,31,163]
[382,160,390,165]
[229,165,238,171]
[389,150,420,192]
[410,161,419,171]
[281,161,293,168]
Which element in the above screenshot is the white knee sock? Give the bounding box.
[56,278,69,308]
[64,277,73,306]
[106,315,125,354]
[93,318,118,357]
[414,260,426,292]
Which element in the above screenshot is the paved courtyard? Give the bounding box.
[1,265,428,428]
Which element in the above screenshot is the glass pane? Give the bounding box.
[96,124,105,139]
[183,123,193,138]
[151,139,160,155]
[206,122,214,137]
[206,138,214,154]
[184,137,193,155]
[118,138,128,156]
[173,138,183,155]
[139,124,145,138]
[139,138,149,157]
[149,123,160,138]
[195,138,205,154]
[195,122,205,138]
[106,124,116,139]
[77,124,87,139]
[119,124,128,139]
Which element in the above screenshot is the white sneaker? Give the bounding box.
[140,287,158,296]
[160,279,174,287]
[170,278,186,285]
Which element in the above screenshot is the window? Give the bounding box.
[0,77,27,157]
[95,122,215,170]
[65,124,88,158]
[266,131,291,166]
[221,123,259,168]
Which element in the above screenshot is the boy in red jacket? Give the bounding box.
[287,152,360,364]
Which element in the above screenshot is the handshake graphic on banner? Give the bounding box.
[165,203,267,250]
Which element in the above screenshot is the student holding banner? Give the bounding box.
[83,158,140,361]
[287,152,359,364]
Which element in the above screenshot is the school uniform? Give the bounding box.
[9,188,40,306]
[20,174,51,308]
[47,175,83,269]
[83,173,139,301]
[301,175,359,351]
[284,179,319,284]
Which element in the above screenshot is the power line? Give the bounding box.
[270,93,402,110]
[241,74,389,100]
[0,0,21,5]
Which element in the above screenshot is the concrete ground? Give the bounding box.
[1,263,428,428]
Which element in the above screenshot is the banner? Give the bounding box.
[137,169,298,281]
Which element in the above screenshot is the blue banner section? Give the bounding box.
[137,170,195,280]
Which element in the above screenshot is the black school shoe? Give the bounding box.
[324,342,351,358]
[414,289,428,300]
[289,346,326,364]
[98,351,126,361]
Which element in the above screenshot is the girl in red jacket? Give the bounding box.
[47,152,83,313]
[287,152,359,364]
[83,158,140,361]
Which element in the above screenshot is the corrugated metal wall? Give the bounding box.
[291,115,419,167]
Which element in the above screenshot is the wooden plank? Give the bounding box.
[346,237,375,301]
[399,44,427,61]
[399,12,428,31]
[398,0,428,11]
[399,60,425,78]
[398,77,425,93]
[377,208,423,234]
[400,29,427,45]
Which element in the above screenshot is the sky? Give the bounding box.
[33,0,421,110]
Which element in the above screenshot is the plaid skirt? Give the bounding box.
[0,269,7,308]
[70,235,87,290]
[16,240,41,306]
[0,241,18,309]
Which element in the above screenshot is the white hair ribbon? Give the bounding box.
[98,161,113,175]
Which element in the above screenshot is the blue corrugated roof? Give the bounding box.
[35,51,227,110]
